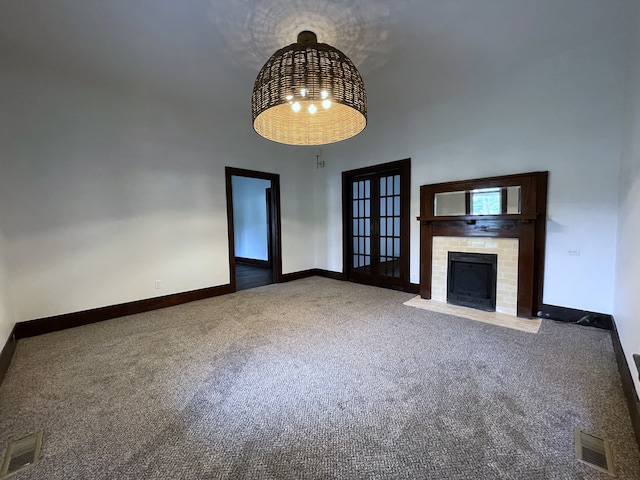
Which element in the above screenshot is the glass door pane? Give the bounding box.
[351,179,371,274]
[379,174,401,279]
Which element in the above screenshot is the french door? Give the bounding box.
[343,160,410,290]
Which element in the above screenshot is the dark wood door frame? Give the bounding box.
[265,188,273,266]
[225,167,283,291]
[342,158,411,292]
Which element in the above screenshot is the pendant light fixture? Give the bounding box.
[251,31,367,146]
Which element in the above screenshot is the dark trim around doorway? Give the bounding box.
[225,167,283,291]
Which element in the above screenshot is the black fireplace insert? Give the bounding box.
[447,252,498,311]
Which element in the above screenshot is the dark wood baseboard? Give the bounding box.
[15,283,233,340]
[0,325,17,387]
[611,317,640,448]
[279,269,318,282]
[538,303,612,330]
[279,269,346,283]
[13,269,346,341]
[5,268,403,380]
[280,269,418,292]
[235,257,270,268]
[315,269,346,281]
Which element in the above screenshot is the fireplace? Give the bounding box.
[417,171,548,318]
[447,252,497,311]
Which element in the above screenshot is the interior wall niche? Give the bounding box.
[417,171,548,318]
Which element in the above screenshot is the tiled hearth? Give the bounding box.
[431,236,519,316]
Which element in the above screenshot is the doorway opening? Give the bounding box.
[225,167,282,291]
[342,159,411,291]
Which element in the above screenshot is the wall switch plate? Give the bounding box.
[566,249,580,256]
[155,280,161,289]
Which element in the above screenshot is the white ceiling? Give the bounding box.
[0,0,633,115]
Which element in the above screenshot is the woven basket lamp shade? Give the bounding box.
[252,31,367,146]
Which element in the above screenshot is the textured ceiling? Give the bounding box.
[0,0,633,113]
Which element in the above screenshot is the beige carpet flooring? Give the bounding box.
[0,277,638,479]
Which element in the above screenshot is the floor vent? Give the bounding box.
[0,431,43,478]
[574,429,615,476]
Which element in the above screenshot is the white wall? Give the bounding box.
[0,10,630,333]
[316,35,627,314]
[0,225,14,346]
[232,176,271,261]
[615,1,640,396]
[0,59,316,323]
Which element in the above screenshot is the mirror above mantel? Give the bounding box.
[434,186,521,216]
[418,171,545,223]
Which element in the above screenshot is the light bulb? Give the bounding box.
[308,103,317,114]
[292,101,301,112]
[321,90,329,99]
[322,99,332,109]
[300,88,307,97]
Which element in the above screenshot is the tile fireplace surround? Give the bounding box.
[431,236,518,316]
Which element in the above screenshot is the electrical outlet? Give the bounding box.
[566,249,580,256]
[155,280,162,289]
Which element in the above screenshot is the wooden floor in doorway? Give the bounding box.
[236,264,273,291]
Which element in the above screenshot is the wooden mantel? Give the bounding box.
[418,171,548,318]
